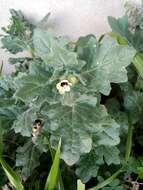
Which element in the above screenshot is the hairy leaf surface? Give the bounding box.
[77,36,136,95]
[16,141,41,177]
[46,95,120,165]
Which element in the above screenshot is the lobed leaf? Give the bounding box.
[16,140,42,177]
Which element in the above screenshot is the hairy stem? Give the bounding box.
[133,53,143,80]
[125,122,133,162]
[0,61,3,76]
[88,168,123,190]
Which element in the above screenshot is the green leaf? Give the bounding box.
[123,157,142,175]
[108,15,143,52]
[0,95,24,133]
[0,106,19,120]
[108,16,130,42]
[137,167,143,179]
[106,98,128,135]
[33,28,68,59]
[101,179,124,190]
[76,146,120,183]
[9,57,32,65]
[14,62,54,103]
[10,9,24,20]
[37,13,51,29]
[111,32,143,80]
[1,36,25,54]
[1,9,34,54]
[33,28,83,71]
[44,138,61,190]
[12,109,36,137]
[76,149,99,183]
[33,133,49,152]
[33,28,55,59]
[46,94,120,165]
[81,36,136,95]
[14,73,47,102]
[0,106,21,134]
[121,83,143,123]
[76,35,98,65]
[16,140,41,177]
[96,146,120,165]
[77,180,85,190]
[0,76,22,133]
[0,75,15,92]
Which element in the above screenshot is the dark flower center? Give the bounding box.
[33,119,44,129]
[61,82,68,87]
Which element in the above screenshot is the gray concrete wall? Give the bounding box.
[0,0,139,73]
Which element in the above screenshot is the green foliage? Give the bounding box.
[1,7,143,190]
[47,99,120,165]
[0,136,24,190]
[76,146,120,183]
[137,167,143,179]
[16,140,42,177]
[108,15,143,52]
[13,109,36,137]
[1,9,34,54]
[101,179,124,190]
[76,149,99,183]
[76,35,136,95]
[0,158,24,190]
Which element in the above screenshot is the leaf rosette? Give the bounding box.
[12,24,136,167]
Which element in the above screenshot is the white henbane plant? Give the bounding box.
[3,9,143,189]
[0,9,138,186]
[13,23,136,168]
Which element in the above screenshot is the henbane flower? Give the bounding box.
[56,80,72,95]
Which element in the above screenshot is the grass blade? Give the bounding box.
[0,135,24,190]
[0,158,24,190]
[35,180,40,190]
[45,132,64,190]
[77,180,85,190]
[44,138,61,190]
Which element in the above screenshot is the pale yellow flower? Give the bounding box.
[32,119,43,137]
[56,80,72,95]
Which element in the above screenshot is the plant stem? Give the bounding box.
[58,173,65,190]
[88,168,123,190]
[0,61,3,76]
[133,53,143,80]
[125,122,133,163]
